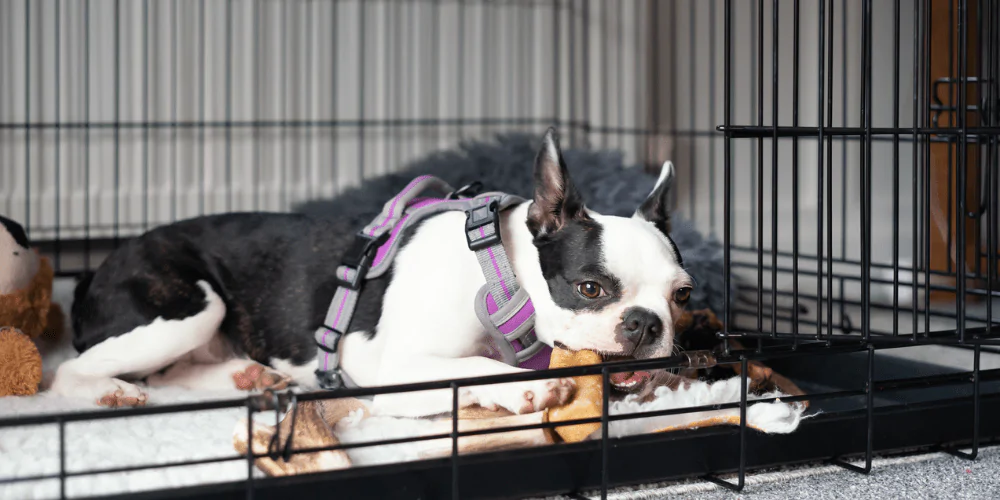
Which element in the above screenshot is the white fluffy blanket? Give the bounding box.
[0,279,806,499]
[334,379,805,467]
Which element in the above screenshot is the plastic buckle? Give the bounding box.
[336,231,390,290]
[465,201,501,251]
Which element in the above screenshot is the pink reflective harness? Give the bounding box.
[315,176,552,390]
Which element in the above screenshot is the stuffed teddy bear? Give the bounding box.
[0,215,62,397]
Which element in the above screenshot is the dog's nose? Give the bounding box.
[622,307,663,345]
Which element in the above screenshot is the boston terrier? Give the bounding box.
[52,129,693,416]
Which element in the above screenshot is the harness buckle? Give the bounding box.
[337,231,390,290]
[465,201,502,251]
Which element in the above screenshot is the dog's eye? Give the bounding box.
[674,287,692,304]
[577,281,605,299]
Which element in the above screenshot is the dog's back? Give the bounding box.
[59,211,400,404]
[74,212,349,356]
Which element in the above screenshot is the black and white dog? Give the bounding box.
[52,129,693,417]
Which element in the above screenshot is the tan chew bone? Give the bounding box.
[544,348,603,443]
[232,398,366,477]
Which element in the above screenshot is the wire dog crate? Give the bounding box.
[1,0,998,498]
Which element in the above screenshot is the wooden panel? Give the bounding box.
[926,0,986,302]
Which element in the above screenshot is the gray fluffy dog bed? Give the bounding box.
[295,133,734,314]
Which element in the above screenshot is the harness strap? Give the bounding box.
[315,176,552,390]
[465,196,551,368]
[361,175,454,240]
[314,175,455,390]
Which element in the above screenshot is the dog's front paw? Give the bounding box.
[495,378,577,414]
[97,379,149,408]
[231,363,293,392]
[531,378,577,412]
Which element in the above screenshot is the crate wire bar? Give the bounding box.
[0,0,998,498]
[0,344,898,497]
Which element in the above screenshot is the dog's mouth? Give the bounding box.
[609,370,653,392]
[601,354,653,393]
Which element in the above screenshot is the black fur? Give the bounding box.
[0,215,30,249]
[525,128,590,238]
[526,128,622,313]
[72,213,383,365]
[71,206,444,367]
[535,219,622,312]
[635,168,684,267]
[636,169,674,236]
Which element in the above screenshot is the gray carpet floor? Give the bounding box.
[543,445,1000,499]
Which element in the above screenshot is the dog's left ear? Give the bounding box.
[526,128,589,238]
[635,161,675,235]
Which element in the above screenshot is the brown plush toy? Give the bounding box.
[0,216,62,397]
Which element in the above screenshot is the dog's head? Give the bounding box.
[521,129,693,394]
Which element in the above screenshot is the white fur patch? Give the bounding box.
[340,330,384,388]
[593,212,691,352]
[50,280,226,402]
[270,357,320,390]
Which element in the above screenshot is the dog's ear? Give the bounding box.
[635,161,675,235]
[526,128,589,238]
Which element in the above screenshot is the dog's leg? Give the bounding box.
[338,331,383,387]
[50,281,226,407]
[372,355,575,418]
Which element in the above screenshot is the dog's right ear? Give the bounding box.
[634,161,675,236]
[526,128,589,238]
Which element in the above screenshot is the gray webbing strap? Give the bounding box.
[464,195,544,365]
[473,286,544,365]
[360,175,454,240]
[314,175,456,390]
[465,196,519,310]
[315,265,359,351]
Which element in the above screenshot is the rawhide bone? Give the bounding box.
[233,398,367,476]
[543,347,714,441]
[417,411,554,459]
[234,397,554,476]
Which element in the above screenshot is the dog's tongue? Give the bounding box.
[610,371,652,388]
